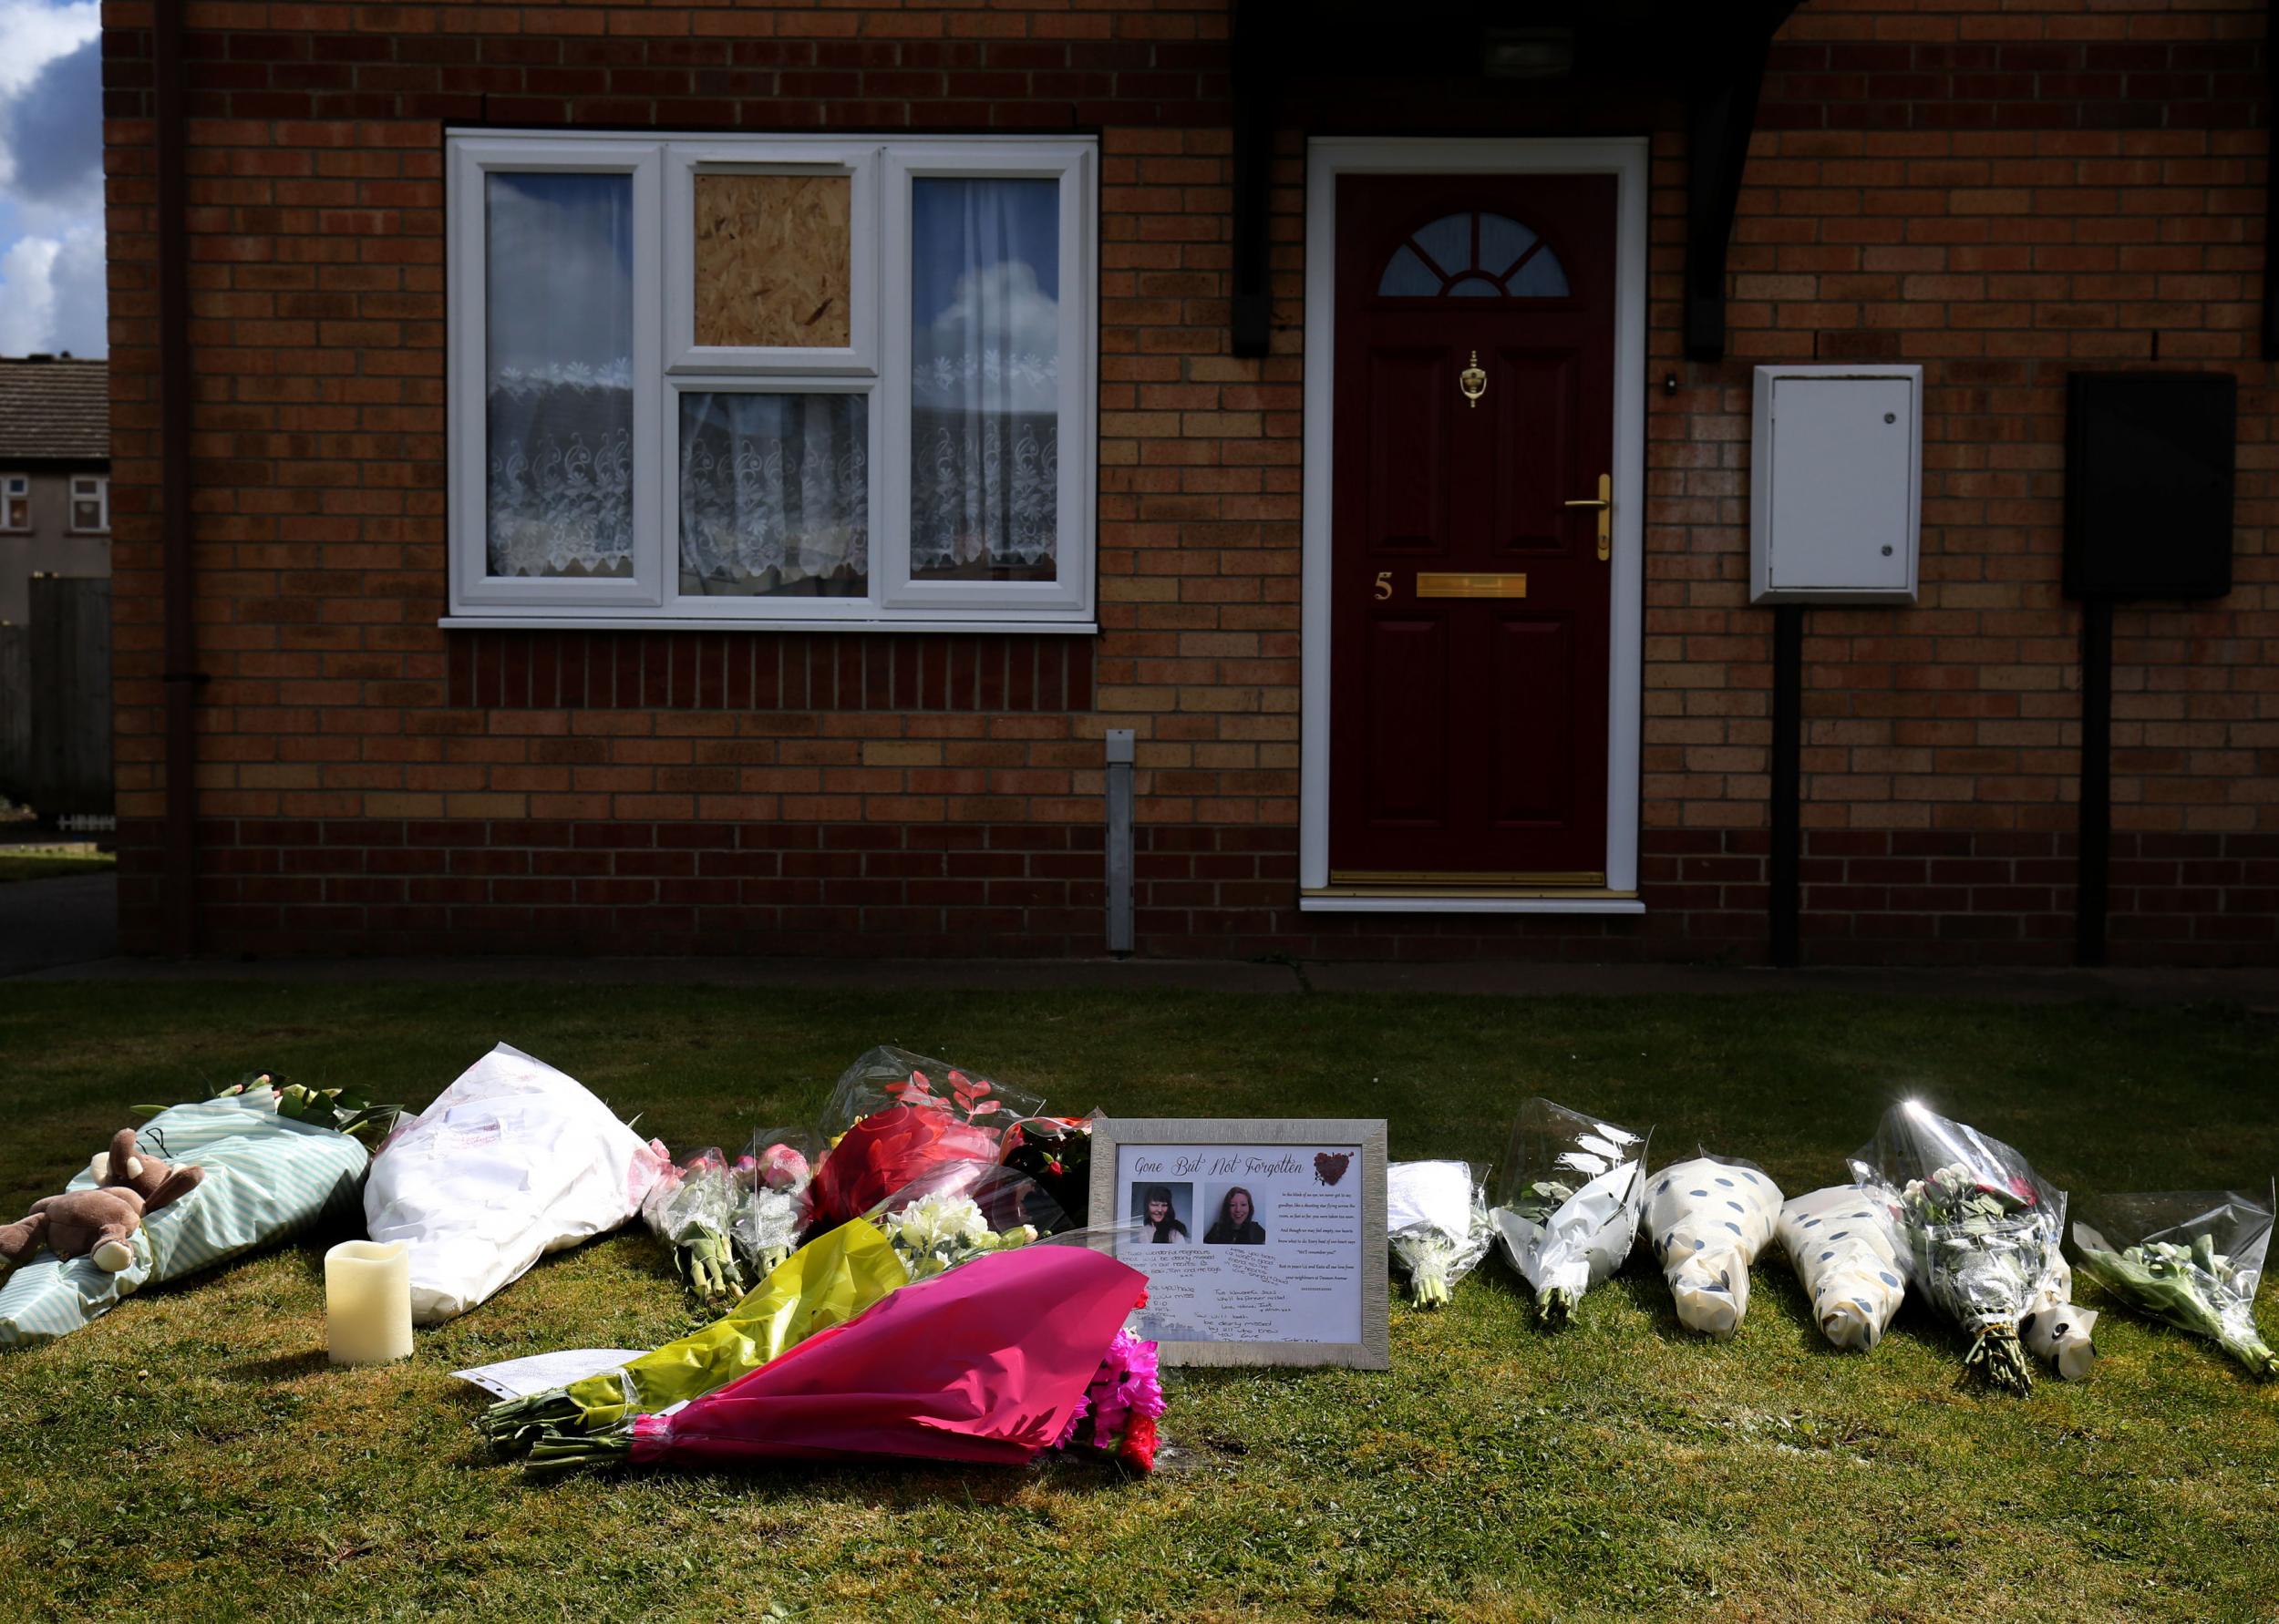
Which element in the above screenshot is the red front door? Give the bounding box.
[1327,173,1617,886]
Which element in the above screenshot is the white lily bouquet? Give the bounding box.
[1642,1155,1783,1339]
[1490,1099,1650,1327]
[1387,1160,1494,1309]
[2073,1187,2277,1380]
[1850,1101,2088,1393]
[1777,1185,1910,1352]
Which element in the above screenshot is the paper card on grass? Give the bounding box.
[449,1349,646,1400]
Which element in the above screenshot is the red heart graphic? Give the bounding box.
[1314,1152,1351,1187]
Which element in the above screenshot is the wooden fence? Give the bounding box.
[0,576,111,818]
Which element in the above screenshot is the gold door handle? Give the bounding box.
[1564,473,1612,561]
[1459,351,1485,408]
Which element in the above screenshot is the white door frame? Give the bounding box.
[1299,135,1650,916]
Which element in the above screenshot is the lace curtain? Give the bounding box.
[678,392,869,596]
[909,178,1060,581]
[483,172,637,580]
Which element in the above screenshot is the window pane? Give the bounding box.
[484,171,635,580]
[693,172,852,349]
[1377,242,1439,297]
[678,392,869,598]
[910,177,1059,584]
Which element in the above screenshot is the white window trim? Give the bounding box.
[447,139,665,612]
[443,130,1098,634]
[1297,136,1650,916]
[67,474,108,534]
[879,140,1097,620]
[0,473,27,532]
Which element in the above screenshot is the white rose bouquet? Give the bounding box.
[1850,1101,2074,1394]
[1387,1160,1494,1309]
[2074,1187,2276,1380]
[1777,1185,1909,1352]
[1490,1099,1649,1327]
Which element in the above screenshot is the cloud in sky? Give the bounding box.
[0,2,106,357]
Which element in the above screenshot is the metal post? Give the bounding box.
[1769,604,1803,968]
[1105,728,1135,957]
[2077,598,2113,967]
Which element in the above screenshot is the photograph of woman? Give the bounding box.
[1203,1185,1266,1245]
[1133,1182,1191,1243]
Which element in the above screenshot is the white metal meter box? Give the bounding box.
[1749,364,1922,605]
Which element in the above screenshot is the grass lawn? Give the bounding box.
[0,844,114,883]
[1,982,2275,1624]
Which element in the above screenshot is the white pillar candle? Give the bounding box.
[325,1239,413,1365]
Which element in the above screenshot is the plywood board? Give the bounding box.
[693,172,852,350]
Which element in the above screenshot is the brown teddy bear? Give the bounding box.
[0,1128,205,1273]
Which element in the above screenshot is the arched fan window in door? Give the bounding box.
[1377,211,1570,299]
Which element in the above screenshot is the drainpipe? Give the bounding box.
[155,4,198,954]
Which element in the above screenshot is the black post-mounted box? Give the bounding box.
[2064,372,2236,601]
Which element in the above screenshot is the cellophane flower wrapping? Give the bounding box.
[999,1115,1096,1225]
[480,1218,908,1473]
[627,1242,1150,1473]
[729,1127,820,1281]
[1850,1101,2068,1393]
[819,1046,1045,1151]
[1776,1185,1910,1352]
[1387,1160,1492,1309]
[1642,1155,1783,1339]
[2074,1186,2278,1380]
[865,1161,1066,1280]
[640,1147,746,1309]
[1490,1099,1650,1326]
[806,1103,1000,1233]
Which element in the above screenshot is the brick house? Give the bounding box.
[0,355,109,627]
[101,1,2274,964]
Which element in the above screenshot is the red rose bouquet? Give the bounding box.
[807,1105,997,1231]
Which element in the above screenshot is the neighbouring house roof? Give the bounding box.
[0,355,108,464]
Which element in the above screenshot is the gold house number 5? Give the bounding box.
[1374,571,1393,601]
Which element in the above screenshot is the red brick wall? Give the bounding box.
[103,1,2277,964]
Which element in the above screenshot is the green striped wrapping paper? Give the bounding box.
[0,1093,369,1348]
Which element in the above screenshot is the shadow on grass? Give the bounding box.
[222,1351,332,1383]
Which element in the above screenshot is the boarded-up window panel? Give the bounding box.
[693,172,853,350]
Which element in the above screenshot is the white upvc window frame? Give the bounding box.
[447,138,666,613]
[879,140,1097,621]
[442,130,1098,634]
[67,473,108,533]
[0,474,27,532]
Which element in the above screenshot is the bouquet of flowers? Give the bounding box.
[865,1159,1066,1279]
[149,1072,402,1150]
[1776,1185,1910,1352]
[806,1104,999,1232]
[1387,1160,1493,1309]
[820,1046,1044,1151]
[1052,1321,1166,1474]
[729,1128,819,1280]
[1490,1099,1650,1327]
[1642,1155,1784,1339]
[1851,1101,2068,1393]
[2074,1187,2277,1379]
[1001,1115,1096,1222]
[803,1047,1046,1234]
[480,1219,908,1473]
[623,1244,1152,1474]
[640,1146,746,1309]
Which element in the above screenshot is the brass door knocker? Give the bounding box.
[1459,350,1486,408]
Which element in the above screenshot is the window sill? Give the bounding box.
[1299,889,1645,916]
[439,614,1098,636]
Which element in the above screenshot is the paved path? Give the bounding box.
[0,873,117,976]
[15,942,2279,1006]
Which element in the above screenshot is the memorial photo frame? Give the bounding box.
[1090,1117,1389,1369]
